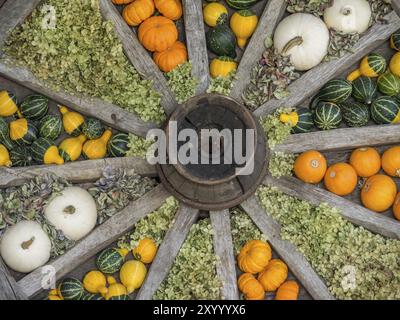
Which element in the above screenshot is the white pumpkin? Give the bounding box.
[324,0,371,34]
[0,221,51,273]
[44,187,97,241]
[274,13,330,71]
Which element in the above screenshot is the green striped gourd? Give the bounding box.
[292,108,313,134]
[371,96,400,124]
[340,101,370,127]
[58,278,84,300]
[81,292,104,300]
[352,76,377,104]
[313,102,342,130]
[82,118,105,140]
[226,0,259,9]
[206,24,237,58]
[317,79,352,103]
[39,114,63,140]
[108,133,129,157]
[9,119,38,145]
[390,31,400,51]
[377,72,400,96]
[9,146,34,167]
[20,94,49,120]
[31,138,64,165]
[309,95,321,113]
[0,117,14,150]
[96,248,126,274]
[0,90,19,117]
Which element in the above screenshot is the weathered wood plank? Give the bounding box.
[136,205,199,300]
[0,0,8,10]
[0,61,156,137]
[0,157,157,188]
[210,210,239,300]
[182,0,210,94]
[230,0,287,102]
[264,174,400,239]
[241,196,335,300]
[0,257,27,300]
[391,0,400,18]
[254,11,400,117]
[275,124,400,154]
[18,184,170,298]
[0,0,41,50]
[99,0,177,115]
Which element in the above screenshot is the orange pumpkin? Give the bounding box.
[324,163,358,196]
[237,273,265,300]
[361,174,397,212]
[294,150,327,184]
[237,240,272,274]
[122,0,155,27]
[258,259,288,292]
[393,192,400,221]
[382,146,400,177]
[275,281,299,300]
[112,0,134,4]
[154,0,182,20]
[138,16,178,52]
[350,147,381,178]
[153,41,188,72]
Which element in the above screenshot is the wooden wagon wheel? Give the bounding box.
[0,0,400,301]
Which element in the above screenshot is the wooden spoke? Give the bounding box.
[136,205,199,300]
[240,195,335,300]
[182,0,210,95]
[275,125,400,154]
[0,258,27,300]
[99,0,177,115]
[210,210,239,300]
[254,11,400,117]
[230,0,287,103]
[18,184,170,298]
[392,0,400,17]
[0,157,157,188]
[264,174,400,239]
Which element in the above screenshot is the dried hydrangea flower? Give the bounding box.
[269,152,296,178]
[259,107,294,149]
[207,71,237,96]
[166,62,198,104]
[126,134,154,159]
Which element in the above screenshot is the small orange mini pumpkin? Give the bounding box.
[393,192,400,221]
[122,0,155,27]
[112,0,134,4]
[237,240,272,274]
[237,273,265,300]
[138,16,178,52]
[349,147,381,178]
[381,146,400,177]
[294,150,327,184]
[154,0,182,20]
[153,41,188,72]
[324,163,358,196]
[361,174,397,212]
[133,238,158,264]
[258,259,288,292]
[275,280,299,300]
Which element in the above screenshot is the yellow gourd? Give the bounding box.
[48,295,63,300]
[43,145,65,165]
[105,276,128,300]
[230,10,258,49]
[279,111,299,127]
[389,52,400,77]
[0,144,11,167]
[210,56,238,78]
[203,2,228,27]
[120,260,147,294]
[82,130,112,160]
[59,134,87,162]
[133,238,158,264]
[83,270,108,295]
[347,53,386,81]
[0,90,18,117]
[59,106,85,136]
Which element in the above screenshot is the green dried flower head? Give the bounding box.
[126,134,154,159]
[269,152,295,178]
[207,71,237,96]
[259,107,293,149]
[166,62,198,104]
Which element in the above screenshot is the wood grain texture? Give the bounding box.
[0,157,157,188]
[210,210,239,300]
[0,0,41,50]
[136,205,199,300]
[264,175,400,239]
[254,11,400,117]
[241,196,335,300]
[0,61,157,137]
[0,257,27,300]
[99,0,177,115]
[230,0,287,102]
[275,124,400,154]
[18,184,170,298]
[392,0,400,18]
[182,0,210,94]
